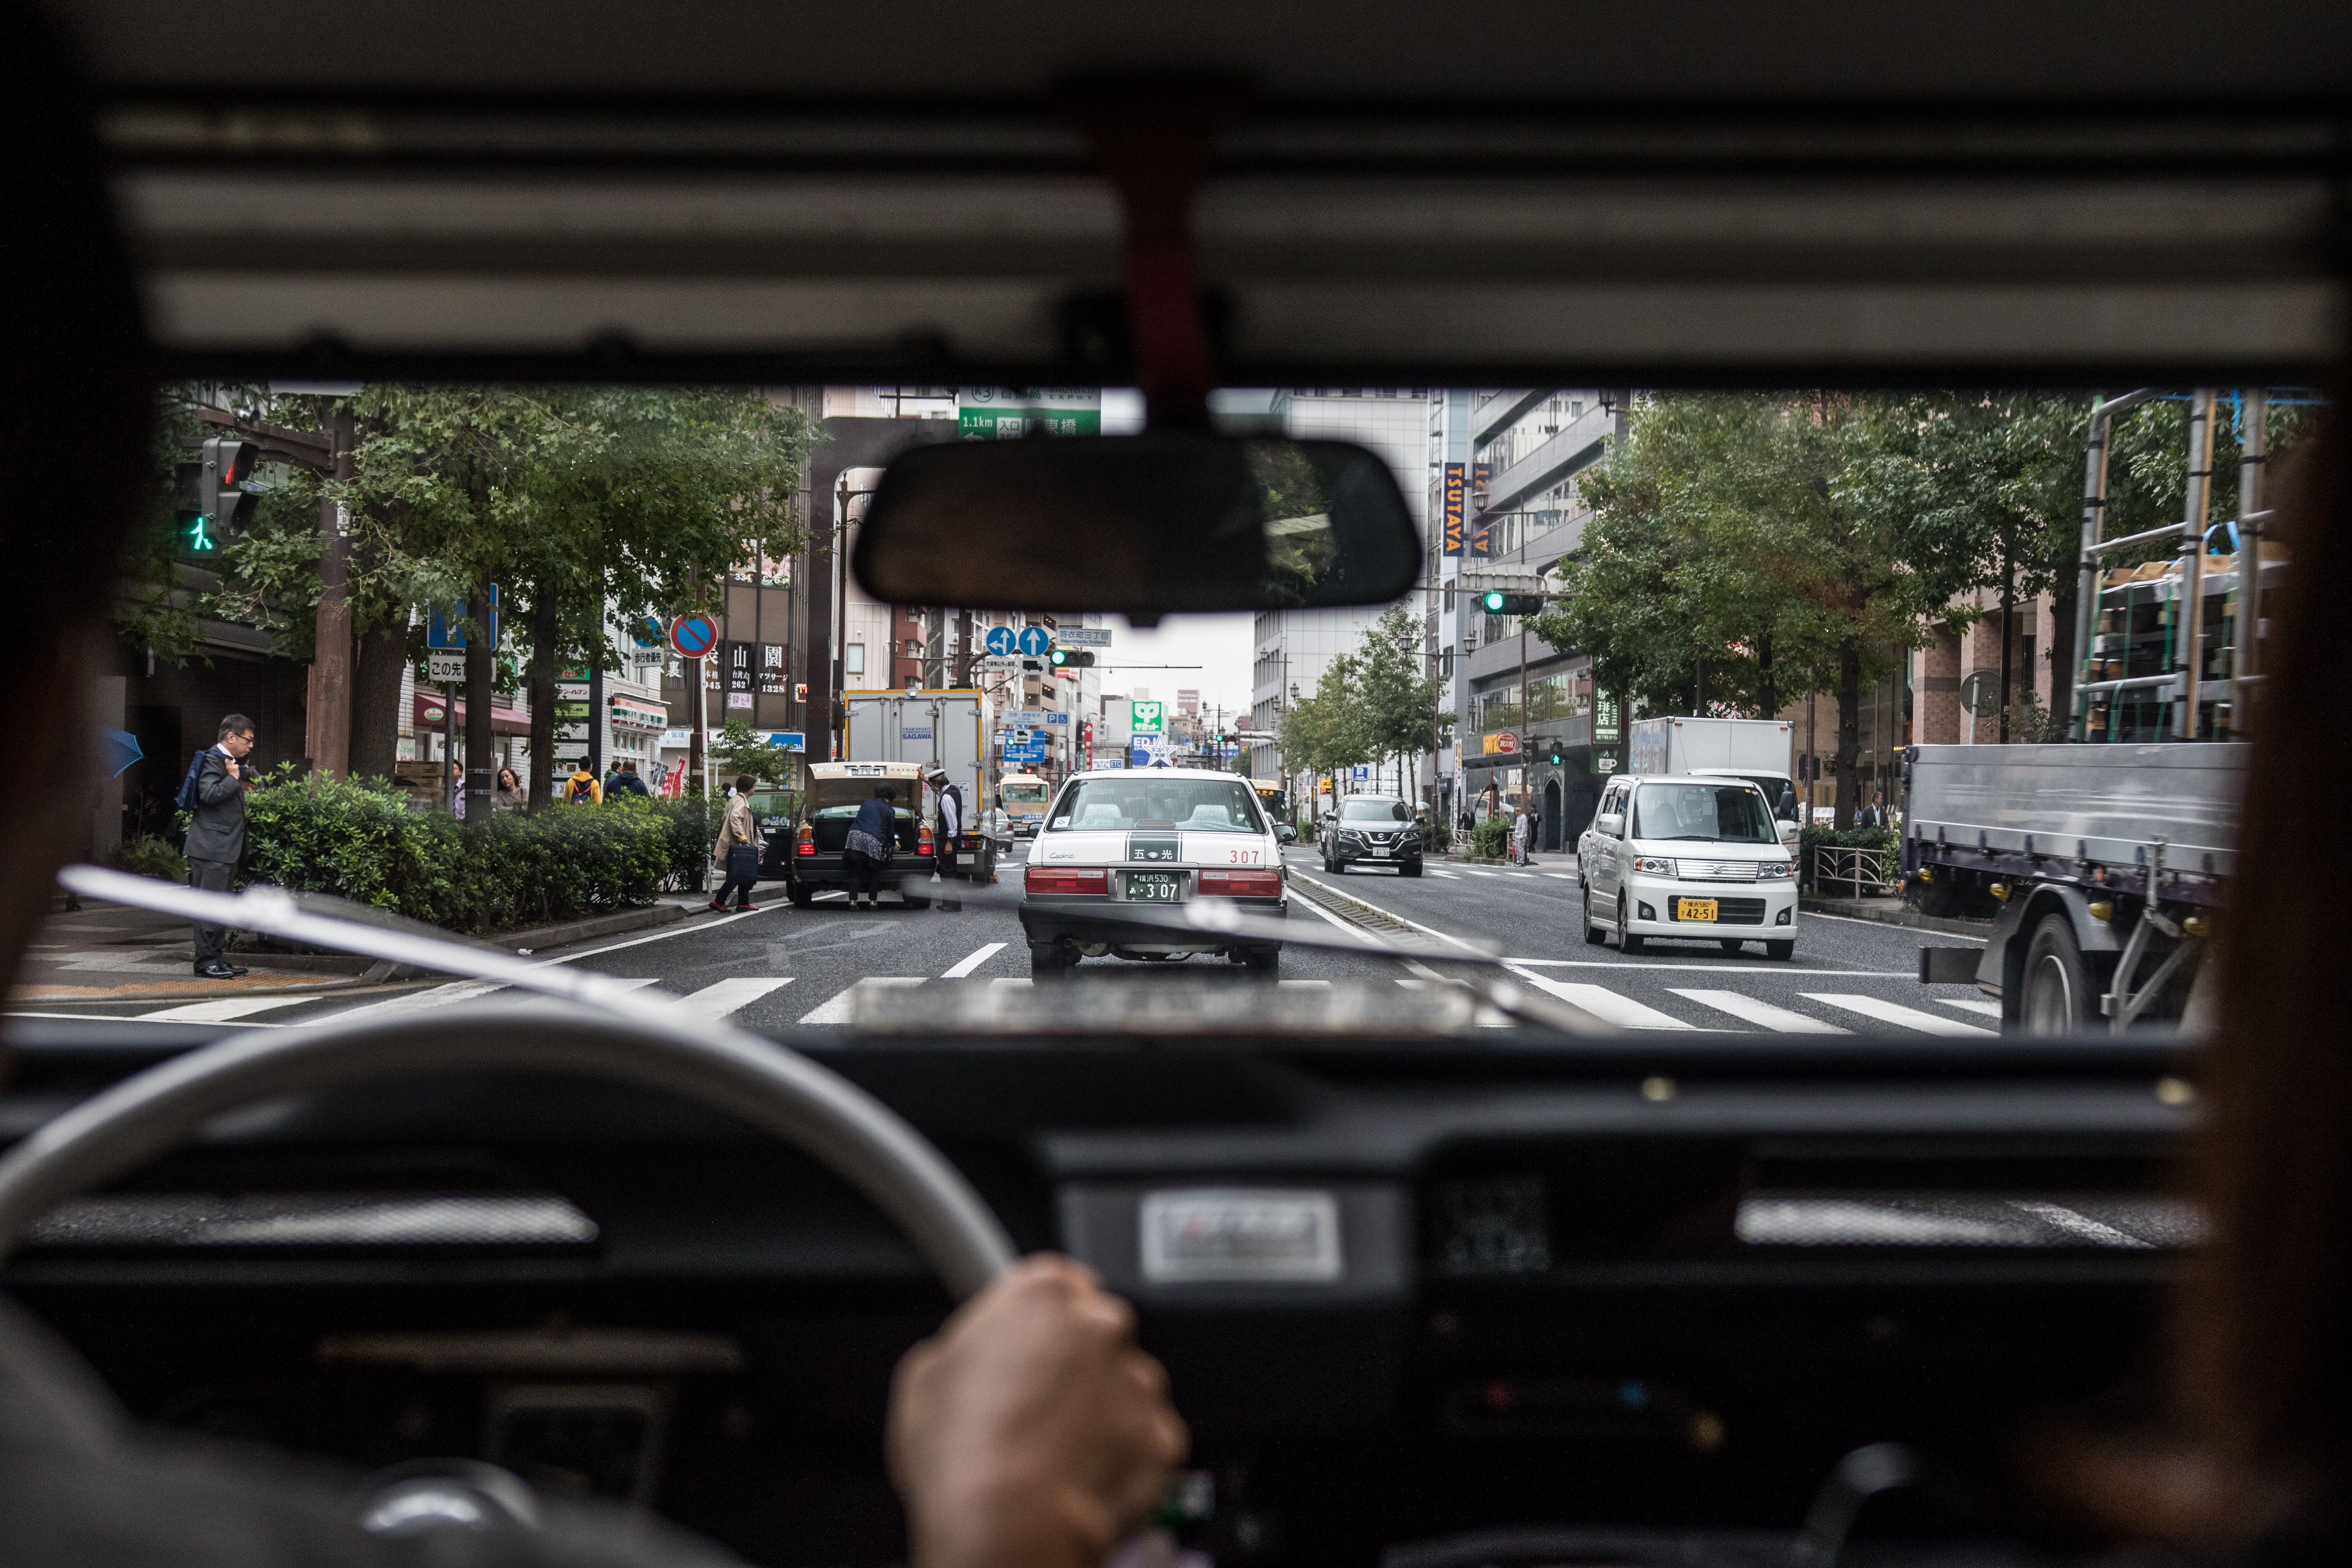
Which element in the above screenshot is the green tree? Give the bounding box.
[1351,604,1454,797]
[710,719,797,790]
[1278,656,1372,814]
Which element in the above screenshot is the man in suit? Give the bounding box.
[187,714,255,980]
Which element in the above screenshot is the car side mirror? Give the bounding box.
[1596,813,1623,838]
[1278,825,1297,843]
[1779,821,1801,845]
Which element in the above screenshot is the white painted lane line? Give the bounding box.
[1544,873,1580,882]
[1504,958,1911,975]
[1937,996,2004,1017]
[133,995,325,1024]
[1278,979,1332,987]
[1802,993,1997,1036]
[1457,869,1499,878]
[1506,968,1695,1030]
[674,977,794,1018]
[942,942,1007,979]
[1670,989,1850,1034]
[1801,910,1987,942]
[543,906,775,965]
[1427,869,1461,879]
[2009,1200,2153,1249]
[798,977,922,1026]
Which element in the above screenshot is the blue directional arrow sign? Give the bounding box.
[1016,625,1052,658]
[984,626,1016,656]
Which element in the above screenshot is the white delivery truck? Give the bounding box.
[842,688,1006,877]
[1625,717,1800,833]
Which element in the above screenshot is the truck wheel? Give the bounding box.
[1029,940,1073,978]
[1618,895,1645,956]
[2021,912,2093,1034]
[1584,888,1606,946]
[1765,940,1795,961]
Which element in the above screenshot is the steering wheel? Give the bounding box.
[0,997,1017,1295]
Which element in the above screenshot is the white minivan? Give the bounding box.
[1580,774,1799,959]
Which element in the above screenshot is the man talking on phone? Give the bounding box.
[185,714,255,980]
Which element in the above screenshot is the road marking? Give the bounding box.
[798,976,922,1025]
[542,905,775,965]
[1503,958,1910,975]
[1670,989,1850,1033]
[1505,968,1695,1030]
[2010,1199,2153,1249]
[1457,869,1499,878]
[1802,993,1997,1035]
[1799,910,1987,943]
[990,977,1031,987]
[674,977,794,1018]
[321,980,505,1025]
[1544,873,1580,882]
[1937,996,2004,1017]
[1427,869,1461,879]
[1278,979,1332,987]
[137,995,325,1023]
[942,942,1007,978]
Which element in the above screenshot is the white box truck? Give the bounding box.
[1626,717,1800,829]
[842,688,1007,873]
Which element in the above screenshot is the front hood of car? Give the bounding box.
[1030,831,1276,866]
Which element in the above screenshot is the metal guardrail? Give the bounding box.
[1808,844,1900,898]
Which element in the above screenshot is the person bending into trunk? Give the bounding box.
[845,784,897,910]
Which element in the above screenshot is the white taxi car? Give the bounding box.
[1019,767,1287,976]
[1580,773,1799,959]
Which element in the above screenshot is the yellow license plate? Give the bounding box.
[1676,897,1719,922]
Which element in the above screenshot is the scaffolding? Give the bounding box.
[2072,388,2282,743]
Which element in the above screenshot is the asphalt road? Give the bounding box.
[19,842,2000,1037]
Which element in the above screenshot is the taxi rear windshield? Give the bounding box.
[1634,784,1777,844]
[1050,778,1267,833]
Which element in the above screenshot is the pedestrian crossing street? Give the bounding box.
[119,955,1996,1037]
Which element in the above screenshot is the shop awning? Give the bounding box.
[413,692,530,738]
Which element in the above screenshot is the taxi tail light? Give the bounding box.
[1198,869,1283,898]
[796,824,815,856]
[1025,867,1109,896]
[918,825,934,851]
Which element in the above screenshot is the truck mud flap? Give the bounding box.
[1918,947,1981,984]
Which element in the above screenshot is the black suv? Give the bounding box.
[1317,795,1424,876]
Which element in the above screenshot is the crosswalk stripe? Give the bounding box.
[1544,873,1580,882]
[1509,971,1694,1029]
[140,994,323,1024]
[798,977,922,1025]
[1936,996,2004,1018]
[942,942,1007,978]
[321,979,504,1025]
[673,977,793,1018]
[1458,869,1499,878]
[1427,868,1461,879]
[1670,989,1849,1033]
[1803,993,1997,1036]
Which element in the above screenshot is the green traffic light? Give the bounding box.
[1481,591,1506,612]
[1049,648,1069,666]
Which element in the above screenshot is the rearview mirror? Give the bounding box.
[851,433,1421,618]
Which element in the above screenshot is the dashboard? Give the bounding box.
[0,1020,2194,1566]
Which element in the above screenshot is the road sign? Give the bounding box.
[1042,711,1069,725]
[426,650,466,683]
[1494,730,1521,755]
[958,388,1103,441]
[631,616,665,649]
[983,625,1016,656]
[1959,669,2003,717]
[1131,700,1164,734]
[1016,625,1052,658]
[428,587,499,649]
[1351,764,1371,782]
[1057,625,1112,648]
[670,615,719,658]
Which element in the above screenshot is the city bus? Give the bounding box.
[1252,782,1291,825]
[999,771,1051,836]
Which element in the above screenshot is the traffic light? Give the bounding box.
[1047,648,1095,668]
[1478,589,1545,615]
[181,438,259,555]
[1546,743,1565,766]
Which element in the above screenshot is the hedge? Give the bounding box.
[241,775,717,934]
[1469,817,1514,858]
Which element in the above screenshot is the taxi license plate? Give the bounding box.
[1126,872,1183,902]
[1676,897,1719,922]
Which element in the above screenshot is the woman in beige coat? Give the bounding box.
[708,773,763,913]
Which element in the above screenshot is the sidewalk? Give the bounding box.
[11,895,689,1007]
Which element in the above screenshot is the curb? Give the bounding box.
[1799,897,1993,939]
[490,903,688,955]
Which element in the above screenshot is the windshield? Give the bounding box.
[1632,784,1778,844]
[64,380,2287,1048]
[1049,776,1267,833]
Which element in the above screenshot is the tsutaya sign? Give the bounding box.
[957,388,1102,440]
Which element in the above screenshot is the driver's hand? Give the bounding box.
[888,1255,1187,1568]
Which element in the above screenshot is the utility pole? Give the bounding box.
[310,411,355,779]
[2229,389,2269,736]
[1998,541,2014,744]
[2178,388,2215,740]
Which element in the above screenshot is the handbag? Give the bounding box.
[727,843,760,882]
